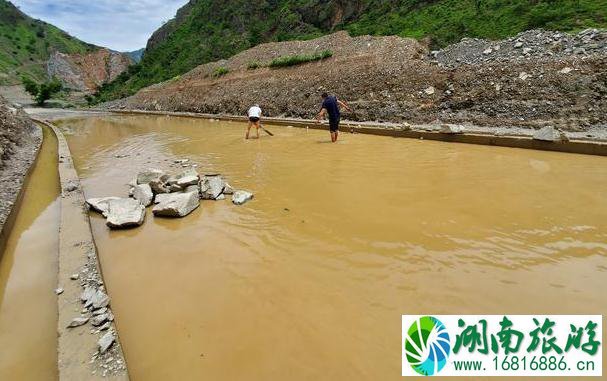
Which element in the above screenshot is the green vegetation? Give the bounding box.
[0,0,95,85]
[21,76,62,105]
[93,0,607,103]
[247,61,261,70]
[269,50,333,68]
[213,66,229,77]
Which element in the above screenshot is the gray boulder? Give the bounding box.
[533,126,568,142]
[183,185,199,194]
[137,169,165,185]
[152,192,199,217]
[232,190,254,205]
[177,175,199,187]
[200,175,225,200]
[149,178,170,194]
[133,184,153,207]
[106,198,146,229]
[154,194,172,204]
[86,197,121,217]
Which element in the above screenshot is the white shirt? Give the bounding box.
[248,106,262,118]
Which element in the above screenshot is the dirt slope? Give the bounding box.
[104,30,607,131]
[0,96,41,235]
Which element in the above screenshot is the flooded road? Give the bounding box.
[59,115,607,380]
[0,126,59,380]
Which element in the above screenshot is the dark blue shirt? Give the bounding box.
[321,96,340,121]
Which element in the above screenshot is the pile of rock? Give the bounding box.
[87,167,253,229]
[434,28,607,68]
[66,278,118,355]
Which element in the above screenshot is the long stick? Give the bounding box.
[260,123,274,136]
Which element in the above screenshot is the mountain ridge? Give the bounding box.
[94,0,607,103]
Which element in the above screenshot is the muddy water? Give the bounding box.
[0,126,59,380]
[59,115,607,381]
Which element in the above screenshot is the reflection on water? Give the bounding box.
[60,115,607,381]
[0,126,60,380]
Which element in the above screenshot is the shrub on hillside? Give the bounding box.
[269,50,332,68]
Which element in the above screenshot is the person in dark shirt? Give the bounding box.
[316,92,352,142]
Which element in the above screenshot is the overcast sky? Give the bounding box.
[11,0,188,51]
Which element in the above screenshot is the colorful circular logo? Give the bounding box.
[404,316,451,376]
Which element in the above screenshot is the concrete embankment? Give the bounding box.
[106,109,607,157]
[33,118,129,380]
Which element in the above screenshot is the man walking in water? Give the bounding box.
[246,104,262,139]
[316,92,352,142]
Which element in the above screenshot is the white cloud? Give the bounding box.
[11,0,188,51]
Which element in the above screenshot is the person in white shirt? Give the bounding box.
[246,104,262,139]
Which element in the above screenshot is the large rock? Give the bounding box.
[183,185,199,194]
[232,190,254,205]
[152,192,199,217]
[86,197,121,217]
[177,175,199,187]
[149,178,170,194]
[105,198,146,229]
[533,126,568,142]
[133,184,153,206]
[137,169,165,185]
[154,194,172,204]
[200,175,225,200]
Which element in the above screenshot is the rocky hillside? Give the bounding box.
[48,49,132,93]
[103,29,607,132]
[94,0,607,102]
[0,0,132,93]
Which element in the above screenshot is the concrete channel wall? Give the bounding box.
[103,109,607,157]
[33,118,129,381]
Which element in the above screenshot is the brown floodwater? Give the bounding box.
[58,115,607,380]
[0,125,60,380]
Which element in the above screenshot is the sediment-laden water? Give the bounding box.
[59,115,607,380]
[0,126,60,380]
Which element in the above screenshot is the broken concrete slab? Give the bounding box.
[132,184,153,207]
[200,175,225,200]
[177,175,199,187]
[86,197,121,217]
[152,192,199,217]
[105,198,145,229]
[136,169,164,185]
[98,332,115,354]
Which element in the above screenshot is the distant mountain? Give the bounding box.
[124,48,144,63]
[0,0,96,85]
[0,0,134,95]
[94,0,607,103]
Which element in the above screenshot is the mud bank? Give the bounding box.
[102,30,607,132]
[0,97,42,254]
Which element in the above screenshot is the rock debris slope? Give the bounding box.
[104,30,607,132]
